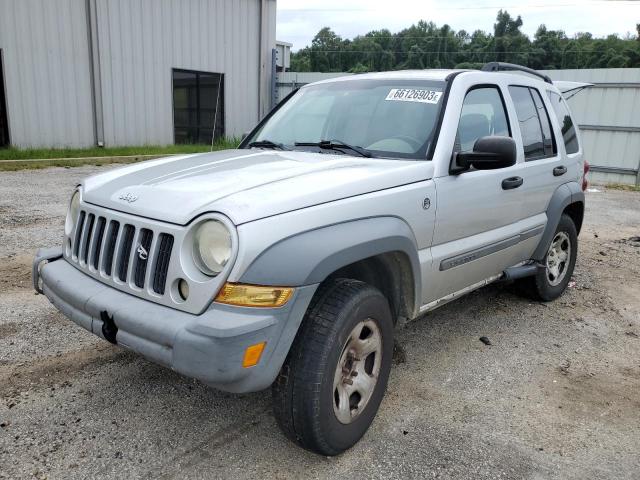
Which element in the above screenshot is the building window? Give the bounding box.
[173,69,224,144]
[0,50,9,147]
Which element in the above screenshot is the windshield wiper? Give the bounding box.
[294,139,373,158]
[247,140,291,151]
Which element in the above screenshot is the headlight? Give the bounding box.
[193,220,232,276]
[64,191,80,236]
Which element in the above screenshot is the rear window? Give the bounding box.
[508,86,556,160]
[546,91,579,154]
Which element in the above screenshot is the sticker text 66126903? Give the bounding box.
[385,88,443,104]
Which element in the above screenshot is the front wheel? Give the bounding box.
[518,213,578,301]
[272,278,394,456]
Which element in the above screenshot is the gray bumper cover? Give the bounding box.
[33,248,317,393]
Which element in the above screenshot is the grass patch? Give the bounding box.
[0,138,241,171]
[0,139,239,160]
[602,183,640,193]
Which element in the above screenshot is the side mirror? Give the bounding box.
[451,136,517,173]
[241,132,249,141]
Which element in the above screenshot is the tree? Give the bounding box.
[288,11,640,72]
[309,27,346,72]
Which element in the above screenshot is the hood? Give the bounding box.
[82,149,433,225]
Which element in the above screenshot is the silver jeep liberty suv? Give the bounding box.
[33,63,590,455]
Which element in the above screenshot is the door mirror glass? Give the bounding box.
[453,135,517,172]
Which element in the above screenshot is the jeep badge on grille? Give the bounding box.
[119,193,138,203]
[136,244,148,261]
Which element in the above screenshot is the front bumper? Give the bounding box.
[33,248,317,393]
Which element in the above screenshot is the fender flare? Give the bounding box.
[239,216,422,313]
[532,182,584,262]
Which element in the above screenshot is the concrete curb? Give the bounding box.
[0,153,181,164]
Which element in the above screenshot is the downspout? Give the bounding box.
[258,0,268,119]
[85,0,105,146]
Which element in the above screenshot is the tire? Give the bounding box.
[272,278,394,456]
[518,213,578,301]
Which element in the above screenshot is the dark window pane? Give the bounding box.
[197,128,213,145]
[456,87,510,153]
[509,86,544,160]
[547,91,579,154]
[531,89,555,156]
[173,108,198,128]
[173,69,224,144]
[0,50,9,147]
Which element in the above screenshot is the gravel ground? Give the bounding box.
[1,166,639,480]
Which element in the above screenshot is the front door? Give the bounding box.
[428,85,535,302]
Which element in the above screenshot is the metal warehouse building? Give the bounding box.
[0,0,276,148]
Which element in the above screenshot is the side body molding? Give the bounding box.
[532,181,584,261]
[239,217,422,312]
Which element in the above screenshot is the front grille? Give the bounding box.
[153,234,174,295]
[82,214,95,264]
[117,224,135,282]
[69,208,175,296]
[133,228,153,288]
[92,217,106,270]
[103,220,120,276]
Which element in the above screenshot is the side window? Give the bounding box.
[509,86,545,160]
[455,87,509,153]
[547,91,579,154]
[530,89,556,156]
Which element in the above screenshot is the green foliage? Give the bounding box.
[290,10,640,72]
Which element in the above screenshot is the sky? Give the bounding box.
[277,0,640,51]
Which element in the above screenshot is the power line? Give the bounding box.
[281,1,640,12]
[305,49,607,54]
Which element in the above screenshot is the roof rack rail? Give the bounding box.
[481,62,553,84]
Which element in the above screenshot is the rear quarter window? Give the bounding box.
[546,91,579,154]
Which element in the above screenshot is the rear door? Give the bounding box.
[508,85,570,256]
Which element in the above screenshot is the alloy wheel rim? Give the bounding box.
[546,231,571,286]
[332,318,382,424]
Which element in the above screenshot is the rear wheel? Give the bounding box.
[272,278,393,456]
[518,213,578,301]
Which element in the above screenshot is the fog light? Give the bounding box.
[215,283,293,308]
[243,342,266,368]
[178,279,189,301]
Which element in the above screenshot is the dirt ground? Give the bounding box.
[0,166,639,480]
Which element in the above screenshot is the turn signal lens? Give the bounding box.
[215,283,293,308]
[243,342,266,368]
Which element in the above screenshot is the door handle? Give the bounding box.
[553,165,567,176]
[502,176,523,190]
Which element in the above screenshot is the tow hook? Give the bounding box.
[100,311,118,344]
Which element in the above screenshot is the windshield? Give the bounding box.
[246,79,447,159]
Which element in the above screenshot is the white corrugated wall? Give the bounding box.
[0,0,276,148]
[276,72,353,101]
[542,68,640,186]
[95,0,275,146]
[0,0,96,148]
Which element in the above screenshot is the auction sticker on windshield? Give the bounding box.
[385,88,442,104]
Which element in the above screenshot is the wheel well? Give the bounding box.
[563,202,584,234]
[325,252,416,324]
